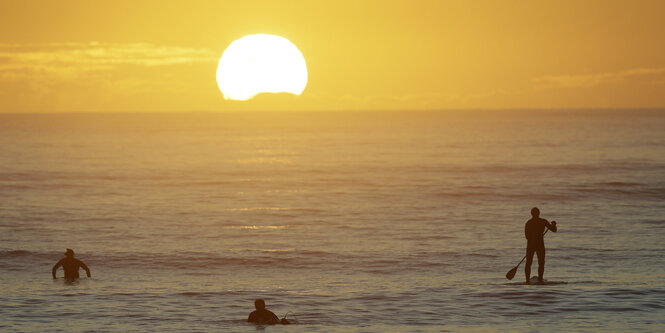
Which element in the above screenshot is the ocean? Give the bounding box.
[1,109,664,332]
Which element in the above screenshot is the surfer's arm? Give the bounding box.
[545,220,557,232]
[80,261,91,277]
[270,312,280,324]
[52,259,63,279]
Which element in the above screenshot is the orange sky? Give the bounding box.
[1,0,664,113]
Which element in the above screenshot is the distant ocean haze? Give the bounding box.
[0,110,664,332]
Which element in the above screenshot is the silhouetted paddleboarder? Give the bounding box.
[52,248,91,281]
[524,207,557,284]
[248,299,283,325]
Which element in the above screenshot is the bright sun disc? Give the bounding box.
[216,34,308,101]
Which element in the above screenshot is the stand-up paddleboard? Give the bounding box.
[527,276,567,285]
[505,277,567,285]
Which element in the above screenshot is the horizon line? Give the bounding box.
[2,107,665,116]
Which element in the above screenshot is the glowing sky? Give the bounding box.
[1,0,664,113]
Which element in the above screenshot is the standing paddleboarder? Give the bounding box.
[525,207,557,284]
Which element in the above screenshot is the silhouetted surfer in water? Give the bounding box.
[248,299,281,324]
[525,207,557,284]
[52,249,91,281]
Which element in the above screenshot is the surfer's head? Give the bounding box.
[64,248,74,258]
[531,207,540,217]
[254,299,266,310]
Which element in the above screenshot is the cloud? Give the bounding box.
[0,42,219,79]
[533,67,665,88]
[0,42,222,112]
[308,66,665,110]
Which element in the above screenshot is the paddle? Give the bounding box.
[505,229,549,280]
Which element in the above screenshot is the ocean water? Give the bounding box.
[0,110,664,332]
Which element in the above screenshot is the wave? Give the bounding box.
[641,220,665,226]
[431,182,665,201]
[387,162,665,175]
[0,248,346,268]
[3,160,664,182]
[0,171,267,185]
[0,249,34,257]
[571,185,665,200]
[0,248,479,273]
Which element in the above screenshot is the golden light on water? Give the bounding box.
[216,34,308,101]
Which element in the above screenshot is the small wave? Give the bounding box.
[467,253,499,259]
[573,186,665,199]
[224,224,289,230]
[0,250,32,257]
[160,180,235,187]
[602,288,651,297]
[556,246,617,252]
[641,220,665,226]
[598,181,645,187]
[224,207,290,212]
[0,249,57,261]
[395,162,665,176]
[398,234,455,241]
[433,191,571,201]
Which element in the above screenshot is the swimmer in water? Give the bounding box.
[248,299,280,324]
[52,248,91,281]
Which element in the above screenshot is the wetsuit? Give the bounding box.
[52,257,90,280]
[248,309,280,324]
[525,217,557,282]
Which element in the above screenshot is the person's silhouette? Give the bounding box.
[52,249,91,280]
[247,299,280,324]
[524,207,557,283]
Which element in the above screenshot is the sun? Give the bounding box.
[216,34,308,101]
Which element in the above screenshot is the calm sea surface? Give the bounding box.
[1,110,664,332]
